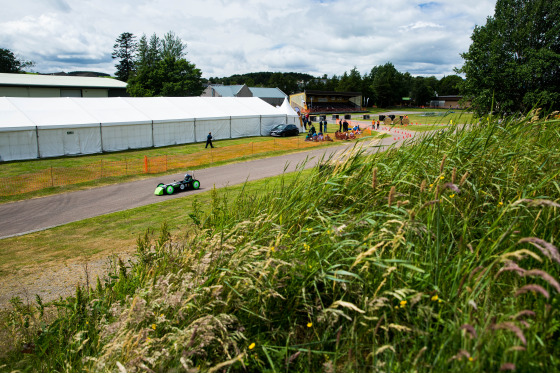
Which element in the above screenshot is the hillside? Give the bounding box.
[2,110,559,372]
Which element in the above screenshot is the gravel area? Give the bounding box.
[0,250,134,308]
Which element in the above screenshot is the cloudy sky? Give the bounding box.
[1,0,496,79]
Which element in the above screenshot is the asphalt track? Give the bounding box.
[0,133,411,239]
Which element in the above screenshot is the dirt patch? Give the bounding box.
[0,248,135,309]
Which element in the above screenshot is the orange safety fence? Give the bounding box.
[0,135,359,197]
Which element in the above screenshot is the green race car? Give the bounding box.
[155,172,201,195]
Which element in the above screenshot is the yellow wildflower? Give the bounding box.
[249,343,256,350]
[307,322,313,328]
[430,184,434,188]
[271,246,275,252]
[303,243,310,251]
[151,324,156,330]
[400,300,407,307]
[450,194,455,198]
[498,201,503,206]
[440,176,444,180]
[431,295,439,301]
[469,357,474,362]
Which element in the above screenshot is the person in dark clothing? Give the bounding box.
[339,119,342,132]
[205,132,214,148]
[343,120,349,132]
[319,120,323,133]
[323,120,327,133]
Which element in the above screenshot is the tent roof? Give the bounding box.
[280,98,299,116]
[0,97,297,131]
[74,97,151,126]
[124,97,195,123]
[2,97,100,128]
[0,97,35,131]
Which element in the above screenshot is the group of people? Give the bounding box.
[334,131,357,140]
[303,117,329,134]
[305,123,333,142]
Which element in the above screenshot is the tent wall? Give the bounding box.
[0,130,37,161]
[0,97,300,161]
[153,120,195,147]
[231,116,261,138]
[194,118,231,142]
[101,124,153,152]
[37,127,101,158]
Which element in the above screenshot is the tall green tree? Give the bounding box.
[127,31,203,97]
[112,32,137,82]
[458,0,560,114]
[371,63,405,107]
[438,75,463,95]
[0,48,34,73]
[410,77,434,106]
[337,67,362,92]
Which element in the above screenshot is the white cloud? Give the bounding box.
[0,0,497,78]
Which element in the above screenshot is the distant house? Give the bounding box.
[201,84,287,106]
[430,95,470,109]
[0,73,128,98]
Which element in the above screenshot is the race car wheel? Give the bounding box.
[179,184,185,190]
[192,180,200,190]
[166,185,174,194]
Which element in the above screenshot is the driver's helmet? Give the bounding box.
[184,173,192,181]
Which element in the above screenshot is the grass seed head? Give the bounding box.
[440,154,447,174]
[518,237,560,264]
[388,186,396,207]
[500,363,516,372]
[459,171,469,186]
[523,269,560,293]
[515,284,550,299]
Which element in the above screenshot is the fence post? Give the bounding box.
[144,155,148,174]
[50,166,54,187]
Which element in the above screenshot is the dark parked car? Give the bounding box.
[270,124,299,137]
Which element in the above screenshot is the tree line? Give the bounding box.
[208,67,463,108]
[2,0,558,114]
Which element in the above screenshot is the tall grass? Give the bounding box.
[2,110,559,372]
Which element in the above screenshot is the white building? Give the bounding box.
[0,73,128,98]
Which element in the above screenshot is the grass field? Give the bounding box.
[1,109,559,372]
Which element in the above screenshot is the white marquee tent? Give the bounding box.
[0,96,300,161]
